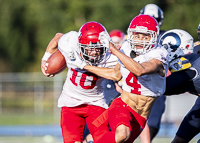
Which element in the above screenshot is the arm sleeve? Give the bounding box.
[58,31,78,61]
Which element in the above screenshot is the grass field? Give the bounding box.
[0,114,199,143]
[0,113,60,125]
[0,136,199,143]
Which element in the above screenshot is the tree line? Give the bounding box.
[0,0,199,72]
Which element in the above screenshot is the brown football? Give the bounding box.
[46,50,67,75]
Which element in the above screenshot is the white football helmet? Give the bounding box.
[140,4,164,27]
[158,29,194,62]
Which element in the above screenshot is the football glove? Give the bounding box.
[98,31,112,49]
[169,57,191,73]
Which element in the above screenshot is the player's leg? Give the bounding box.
[83,123,93,143]
[139,123,151,143]
[86,105,109,143]
[95,98,132,143]
[171,135,188,143]
[96,97,145,143]
[147,95,166,141]
[172,97,200,143]
[60,106,85,143]
[84,134,93,143]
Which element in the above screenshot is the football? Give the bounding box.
[46,50,67,75]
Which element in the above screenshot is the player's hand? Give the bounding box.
[41,60,54,77]
[41,52,55,77]
[163,43,171,50]
[98,31,112,49]
[67,51,87,69]
[169,57,191,73]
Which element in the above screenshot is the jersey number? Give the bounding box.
[126,72,141,94]
[70,68,98,89]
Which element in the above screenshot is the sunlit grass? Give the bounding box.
[0,113,60,125]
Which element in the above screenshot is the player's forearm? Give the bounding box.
[46,33,64,54]
[110,46,145,76]
[84,65,121,81]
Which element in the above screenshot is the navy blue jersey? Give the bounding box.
[176,97,200,142]
[164,53,200,95]
[164,53,200,142]
[193,42,200,54]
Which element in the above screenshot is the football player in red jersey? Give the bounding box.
[41,21,121,143]
[69,14,170,143]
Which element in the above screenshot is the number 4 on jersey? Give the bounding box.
[126,72,141,94]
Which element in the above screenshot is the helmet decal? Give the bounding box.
[159,29,194,62]
[159,32,181,49]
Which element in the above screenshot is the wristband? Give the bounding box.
[42,52,51,61]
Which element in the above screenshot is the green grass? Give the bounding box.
[134,137,199,143]
[0,136,62,143]
[0,136,198,143]
[0,113,60,125]
[0,114,199,143]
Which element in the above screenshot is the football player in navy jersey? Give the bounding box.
[168,24,200,143]
[165,49,200,143]
[150,28,199,143]
[140,27,199,143]
[140,26,194,143]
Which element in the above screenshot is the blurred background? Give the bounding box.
[0,0,200,142]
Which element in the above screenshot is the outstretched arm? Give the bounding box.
[84,63,122,81]
[109,43,164,77]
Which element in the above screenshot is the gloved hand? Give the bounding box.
[67,51,87,69]
[169,57,191,73]
[163,43,171,50]
[98,31,112,49]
